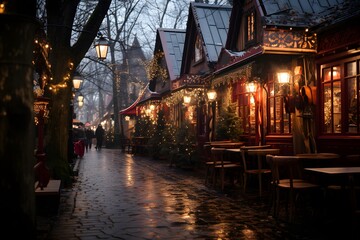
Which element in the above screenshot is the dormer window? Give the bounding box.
[194,34,203,63]
[246,10,256,43]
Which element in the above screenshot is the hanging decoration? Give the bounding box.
[143,51,168,85]
[213,64,253,87]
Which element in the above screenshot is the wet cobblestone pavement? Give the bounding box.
[36,148,358,239]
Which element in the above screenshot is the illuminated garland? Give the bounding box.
[33,38,53,93]
[213,64,252,87]
[143,51,168,83]
[48,61,74,93]
[163,87,204,107]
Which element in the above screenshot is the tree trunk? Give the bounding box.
[44,0,112,184]
[0,9,37,238]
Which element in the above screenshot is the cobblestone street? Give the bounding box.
[36,148,355,239]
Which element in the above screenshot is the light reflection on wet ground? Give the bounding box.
[37,149,357,240]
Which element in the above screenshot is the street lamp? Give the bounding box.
[77,93,84,102]
[72,72,83,90]
[95,33,109,60]
[34,96,50,189]
[206,88,217,141]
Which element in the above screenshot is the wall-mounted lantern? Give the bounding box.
[207,89,217,102]
[277,71,291,84]
[246,81,257,93]
[183,95,191,104]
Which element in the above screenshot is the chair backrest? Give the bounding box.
[210,147,226,166]
[268,155,303,186]
[240,145,272,170]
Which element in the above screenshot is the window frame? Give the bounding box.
[266,75,292,135]
[245,9,256,46]
[320,56,360,134]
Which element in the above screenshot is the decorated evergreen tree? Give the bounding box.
[133,115,154,138]
[174,119,197,168]
[159,123,177,160]
[147,110,166,159]
[216,103,243,141]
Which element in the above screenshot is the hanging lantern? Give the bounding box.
[95,35,109,60]
[72,72,83,90]
[77,93,84,102]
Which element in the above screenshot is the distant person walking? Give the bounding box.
[95,124,105,150]
[85,128,95,151]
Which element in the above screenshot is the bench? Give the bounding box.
[34,180,61,196]
[35,179,61,215]
[131,137,150,155]
[34,159,62,214]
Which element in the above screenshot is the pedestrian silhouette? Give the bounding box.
[85,128,95,151]
[95,124,105,150]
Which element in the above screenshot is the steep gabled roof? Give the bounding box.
[156,28,186,81]
[181,2,232,74]
[260,0,360,30]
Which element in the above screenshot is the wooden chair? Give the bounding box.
[240,145,273,196]
[204,145,233,185]
[267,155,321,222]
[211,147,242,191]
[203,144,214,184]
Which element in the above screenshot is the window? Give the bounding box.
[267,76,291,134]
[321,58,360,134]
[246,10,256,43]
[237,81,256,134]
[194,35,203,63]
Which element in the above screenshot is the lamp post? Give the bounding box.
[94,33,123,149]
[207,88,217,141]
[34,96,50,189]
[246,81,261,144]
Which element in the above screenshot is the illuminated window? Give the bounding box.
[246,11,255,43]
[237,81,256,134]
[321,59,360,134]
[267,77,291,134]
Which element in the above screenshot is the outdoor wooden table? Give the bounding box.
[304,167,360,231]
[245,148,281,196]
[209,142,245,149]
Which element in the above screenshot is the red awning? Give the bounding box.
[119,105,137,115]
[119,83,149,115]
